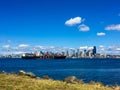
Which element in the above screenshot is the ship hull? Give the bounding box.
[22,56,66,60]
[54,56,66,59]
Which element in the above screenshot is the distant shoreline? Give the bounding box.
[0,57,120,60]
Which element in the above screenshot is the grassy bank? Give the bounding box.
[0,73,119,90]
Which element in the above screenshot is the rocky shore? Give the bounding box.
[0,70,120,90]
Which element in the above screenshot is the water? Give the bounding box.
[0,58,120,85]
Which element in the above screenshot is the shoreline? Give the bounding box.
[0,57,120,60]
[0,71,120,90]
[1,71,120,88]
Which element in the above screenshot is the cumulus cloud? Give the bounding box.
[105,24,120,31]
[0,44,70,55]
[116,48,120,51]
[99,45,104,48]
[88,47,93,50]
[97,45,120,55]
[2,45,10,48]
[12,51,25,54]
[106,45,120,55]
[65,17,82,26]
[98,45,105,52]
[34,46,45,49]
[18,44,30,48]
[79,46,93,50]
[97,32,106,36]
[78,24,90,32]
[79,46,88,50]
[34,46,54,51]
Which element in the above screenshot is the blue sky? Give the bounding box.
[0,0,120,54]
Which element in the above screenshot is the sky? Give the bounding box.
[0,0,120,54]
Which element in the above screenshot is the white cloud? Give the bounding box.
[99,45,104,48]
[2,45,10,48]
[97,45,120,55]
[116,48,120,51]
[106,45,120,55]
[18,44,30,48]
[79,46,88,50]
[79,46,93,50]
[12,51,25,54]
[35,46,45,49]
[78,24,90,32]
[97,32,106,36]
[88,47,93,50]
[98,45,105,52]
[65,17,82,26]
[105,24,120,31]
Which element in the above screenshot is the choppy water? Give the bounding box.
[0,58,120,85]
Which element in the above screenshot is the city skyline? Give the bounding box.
[0,0,120,54]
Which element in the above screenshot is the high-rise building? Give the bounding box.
[93,46,96,57]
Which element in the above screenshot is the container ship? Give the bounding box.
[22,51,66,60]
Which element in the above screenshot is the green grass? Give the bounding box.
[0,73,119,90]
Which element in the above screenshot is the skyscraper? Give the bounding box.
[93,46,96,57]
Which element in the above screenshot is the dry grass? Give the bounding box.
[0,73,118,90]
